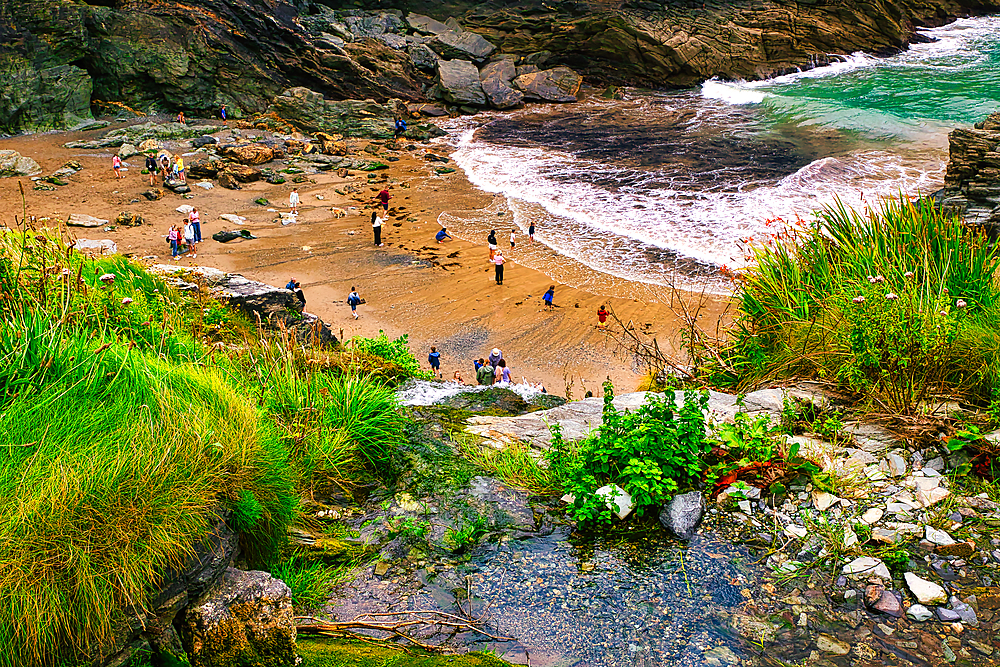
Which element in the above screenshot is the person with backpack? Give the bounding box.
[183,218,197,258]
[347,287,362,319]
[145,152,158,185]
[428,346,441,378]
[476,359,494,385]
[543,285,555,310]
[394,118,407,140]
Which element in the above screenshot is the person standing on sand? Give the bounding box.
[220,105,227,121]
[428,346,441,378]
[112,154,123,179]
[477,360,494,385]
[289,188,300,215]
[347,287,362,319]
[188,207,202,243]
[543,285,555,310]
[175,155,186,183]
[371,211,383,246]
[487,229,497,261]
[597,304,609,329]
[377,188,391,213]
[493,249,506,285]
[183,218,197,258]
[168,224,181,259]
[529,222,535,243]
[145,152,158,186]
[510,229,516,251]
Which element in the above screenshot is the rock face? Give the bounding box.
[429,29,496,62]
[659,491,705,540]
[436,60,487,107]
[938,112,1000,226]
[178,568,296,667]
[267,88,398,138]
[0,150,42,178]
[480,60,524,109]
[514,67,583,102]
[0,56,95,134]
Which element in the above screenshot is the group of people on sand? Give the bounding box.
[166,207,203,260]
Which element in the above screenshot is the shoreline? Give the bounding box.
[0,117,733,394]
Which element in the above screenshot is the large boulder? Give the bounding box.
[513,67,583,103]
[218,144,274,165]
[0,150,42,178]
[67,213,109,228]
[429,30,496,62]
[408,43,440,72]
[220,164,261,183]
[480,60,523,109]
[178,568,296,667]
[268,87,397,138]
[436,60,487,107]
[406,13,450,35]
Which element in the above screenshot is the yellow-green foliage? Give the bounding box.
[298,639,511,667]
[0,229,408,665]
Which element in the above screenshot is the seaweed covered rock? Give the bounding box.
[178,568,296,667]
[267,88,398,138]
[440,387,529,415]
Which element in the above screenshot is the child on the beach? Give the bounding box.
[112,154,123,179]
[597,304,609,329]
[510,229,516,250]
[428,346,441,378]
[543,285,555,309]
[289,188,300,214]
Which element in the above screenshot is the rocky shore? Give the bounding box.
[938,112,1000,228]
[5,0,999,132]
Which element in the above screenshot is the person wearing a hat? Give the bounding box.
[488,348,503,369]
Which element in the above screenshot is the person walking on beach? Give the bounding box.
[289,188,300,215]
[347,287,362,319]
[529,222,535,243]
[597,304,609,329]
[493,249,506,285]
[543,285,555,310]
[495,359,511,384]
[487,229,498,261]
[145,152,158,186]
[220,105,227,121]
[428,346,441,378]
[377,188,391,213]
[167,224,181,259]
[510,229,516,251]
[477,359,494,385]
[436,228,452,243]
[183,218,197,258]
[188,207,202,243]
[394,118,407,141]
[111,154,123,179]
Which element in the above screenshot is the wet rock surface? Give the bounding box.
[937,111,1000,227]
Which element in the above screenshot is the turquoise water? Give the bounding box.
[444,16,1000,286]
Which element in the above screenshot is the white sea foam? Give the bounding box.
[396,379,547,406]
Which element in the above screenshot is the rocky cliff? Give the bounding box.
[2,0,997,133]
[939,112,1000,227]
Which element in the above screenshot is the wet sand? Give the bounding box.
[0,117,732,393]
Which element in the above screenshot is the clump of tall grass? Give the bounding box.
[725,195,1000,411]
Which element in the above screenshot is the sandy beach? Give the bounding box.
[0,116,731,394]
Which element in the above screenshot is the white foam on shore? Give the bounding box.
[397,379,547,407]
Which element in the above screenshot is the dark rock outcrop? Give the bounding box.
[514,67,582,103]
[267,87,398,138]
[436,60,487,107]
[938,112,1000,226]
[429,29,497,62]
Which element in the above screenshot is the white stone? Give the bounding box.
[812,491,839,511]
[886,453,907,477]
[843,556,891,580]
[737,500,752,513]
[74,239,118,255]
[917,486,950,508]
[195,181,214,190]
[906,604,933,622]
[843,526,859,548]
[784,524,808,539]
[67,213,109,228]
[861,508,884,524]
[175,204,194,215]
[220,213,247,224]
[595,484,634,520]
[925,526,956,546]
[816,634,851,655]
[904,572,948,605]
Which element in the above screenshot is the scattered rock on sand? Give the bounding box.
[213,230,256,243]
[0,150,42,178]
[114,211,144,227]
[67,213,109,228]
[659,491,705,540]
[219,144,274,165]
[118,143,139,158]
[218,172,241,190]
[143,189,165,201]
[74,239,118,255]
[164,179,190,194]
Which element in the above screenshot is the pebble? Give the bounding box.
[906,603,932,621]
[816,634,851,655]
[861,507,884,524]
[843,556,891,580]
[873,590,903,618]
[925,526,956,546]
[969,640,995,656]
[935,607,962,622]
[949,596,979,626]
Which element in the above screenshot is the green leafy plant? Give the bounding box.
[229,489,265,532]
[444,514,489,552]
[270,556,346,609]
[350,331,432,380]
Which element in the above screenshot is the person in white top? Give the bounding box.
[183,219,197,258]
[371,211,383,246]
[188,207,202,243]
[289,188,300,214]
[510,229,516,251]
